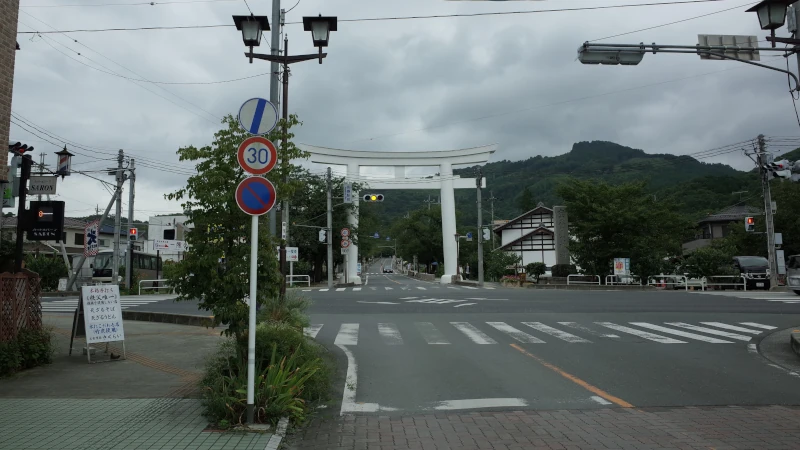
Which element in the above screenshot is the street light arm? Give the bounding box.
[699,51,800,90]
[246,52,327,64]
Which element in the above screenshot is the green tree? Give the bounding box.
[484,250,521,281]
[24,255,68,291]
[516,188,536,214]
[164,114,302,339]
[556,179,690,281]
[389,208,443,273]
[682,239,737,278]
[771,180,800,257]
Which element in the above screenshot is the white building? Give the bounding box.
[492,203,569,268]
[146,214,191,262]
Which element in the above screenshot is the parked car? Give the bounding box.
[787,254,800,295]
[733,256,770,290]
[383,268,393,273]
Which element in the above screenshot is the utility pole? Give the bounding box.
[37,153,44,201]
[757,135,779,289]
[268,0,281,239]
[476,168,484,287]
[278,33,290,298]
[326,167,333,288]
[112,149,124,285]
[13,154,32,272]
[126,159,135,290]
[487,191,498,248]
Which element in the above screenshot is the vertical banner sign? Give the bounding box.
[613,258,630,276]
[343,183,352,204]
[84,220,100,257]
[81,285,125,344]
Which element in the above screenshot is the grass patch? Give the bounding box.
[0,327,55,377]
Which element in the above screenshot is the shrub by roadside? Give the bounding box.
[0,327,55,377]
[200,292,333,427]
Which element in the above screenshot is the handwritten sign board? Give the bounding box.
[81,285,125,344]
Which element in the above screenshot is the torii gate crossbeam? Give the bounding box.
[301,143,497,284]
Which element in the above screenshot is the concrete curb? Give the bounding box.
[526,284,657,291]
[454,280,479,287]
[791,330,800,357]
[121,310,214,327]
[264,417,289,450]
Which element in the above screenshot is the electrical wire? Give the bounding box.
[20,12,222,125]
[21,0,237,7]
[17,0,730,34]
[285,0,300,14]
[241,0,252,14]
[588,0,756,42]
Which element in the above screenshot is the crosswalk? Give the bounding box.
[305,320,777,346]
[41,296,173,313]
[307,285,495,292]
[691,290,800,304]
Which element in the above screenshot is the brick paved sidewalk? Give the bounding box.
[286,405,800,450]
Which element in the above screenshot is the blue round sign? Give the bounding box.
[238,98,279,136]
[236,177,277,216]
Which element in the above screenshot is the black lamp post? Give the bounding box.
[746,0,794,47]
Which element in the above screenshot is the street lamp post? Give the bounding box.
[232,13,337,299]
[231,11,337,426]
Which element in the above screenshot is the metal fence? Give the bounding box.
[646,275,689,291]
[287,275,311,287]
[0,271,42,343]
[138,279,173,295]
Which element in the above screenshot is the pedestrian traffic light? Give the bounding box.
[318,229,327,243]
[745,216,755,232]
[129,227,138,241]
[362,193,384,202]
[482,227,491,241]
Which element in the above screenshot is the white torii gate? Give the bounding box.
[300,143,497,284]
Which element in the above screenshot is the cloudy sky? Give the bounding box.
[9,0,800,220]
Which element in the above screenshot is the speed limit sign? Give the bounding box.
[341,228,350,238]
[237,136,278,175]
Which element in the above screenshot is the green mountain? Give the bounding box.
[368,141,766,230]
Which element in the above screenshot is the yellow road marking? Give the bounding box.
[510,343,634,408]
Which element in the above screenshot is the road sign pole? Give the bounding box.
[13,154,32,272]
[246,213,258,424]
[327,167,333,288]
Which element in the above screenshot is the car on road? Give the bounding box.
[383,268,393,273]
[732,256,770,290]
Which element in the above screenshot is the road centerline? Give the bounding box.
[510,343,634,408]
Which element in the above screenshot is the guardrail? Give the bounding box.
[647,275,688,291]
[287,275,311,287]
[138,279,173,295]
[702,275,746,291]
[606,275,639,286]
[567,274,601,285]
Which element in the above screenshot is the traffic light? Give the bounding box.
[318,229,327,243]
[129,227,138,241]
[8,141,33,154]
[745,216,755,232]
[362,193,384,202]
[764,159,794,179]
[482,227,491,241]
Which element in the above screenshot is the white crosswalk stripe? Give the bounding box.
[378,323,404,345]
[451,322,497,344]
[596,322,686,343]
[739,322,776,330]
[41,298,168,313]
[522,322,591,343]
[691,290,800,304]
[302,321,774,347]
[416,287,427,290]
[353,287,362,292]
[487,322,545,343]
[666,322,752,341]
[384,287,393,290]
[700,322,762,334]
[630,322,733,343]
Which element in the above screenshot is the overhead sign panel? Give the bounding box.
[697,34,760,61]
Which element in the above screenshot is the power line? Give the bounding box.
[17,0,730,34]
[588,0,755,42]
[20,12,222,125]
[21,0,237,7]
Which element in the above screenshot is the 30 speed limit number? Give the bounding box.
[237,136,278,175]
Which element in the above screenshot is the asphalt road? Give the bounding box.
[306,260,800,415]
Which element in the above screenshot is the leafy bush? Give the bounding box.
[257,291,310,330]
[0,327,54,376]
[485,251,521,281]
[525,262,547,283]
[24,255,68,291]
[201,337,328,426]
[551,264,576,277]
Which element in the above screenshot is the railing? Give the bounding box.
[702,275,746,291]
[606,275,639,286]
[138,279,173,295]
[647,275,688,291]
[287,275,311,287]
[567,274,601,285]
